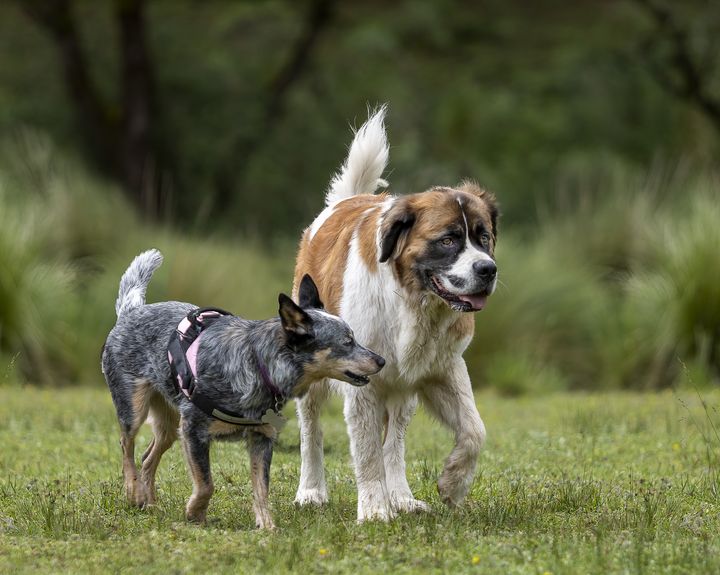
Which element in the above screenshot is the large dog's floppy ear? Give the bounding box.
[379,198,416,263]
[298,274,324,309]
[458,181,499,238]
[279,293,314,338]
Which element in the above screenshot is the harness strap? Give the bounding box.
[190,390,264,425]
[167,307,267,426]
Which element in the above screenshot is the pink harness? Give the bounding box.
[167,308,281,426]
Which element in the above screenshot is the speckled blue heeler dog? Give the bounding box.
[102,249,385,529]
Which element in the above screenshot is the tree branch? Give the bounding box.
[116,0,163,218]
[20,0,118,174]
[634,0,720,132]
[213,0,336,214]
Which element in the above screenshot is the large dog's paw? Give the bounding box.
[437,471,472,507]
[392,496,431,514]
[185,504,210,524]
[256,518,276,531]
[357,489,396,523]
[357,503,396,523]
[294,488,328,507]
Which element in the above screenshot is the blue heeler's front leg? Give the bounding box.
[180,417,214,523]
[248,431,275,530]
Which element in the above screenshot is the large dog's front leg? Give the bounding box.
[383,395,430,514]
[344,386,394,522]
[420,360,486,506]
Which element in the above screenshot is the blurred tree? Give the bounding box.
[2,0,717,232]
[19,0,173,218]
[19,0,117,180]
[213,0,335,214]
[634,0,720,134]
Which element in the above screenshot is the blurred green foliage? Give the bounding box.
[0,0,718,391]
[0,134,717,391]
[0,0,718,231]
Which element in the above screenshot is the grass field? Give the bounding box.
[0,386,718,574]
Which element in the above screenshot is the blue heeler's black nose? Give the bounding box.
[375,355,386,368]
[473,260,497,280]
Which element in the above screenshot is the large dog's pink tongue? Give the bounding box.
[458,294,487,311]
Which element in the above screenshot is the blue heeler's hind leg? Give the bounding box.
[112,379,153,508]
[141,438,155,464]
[248,432,275,530]
[139,393,179,505]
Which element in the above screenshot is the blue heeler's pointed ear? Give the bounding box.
[279,293,314,337]
[298,274,324,310]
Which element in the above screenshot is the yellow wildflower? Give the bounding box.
[471,555,481,565]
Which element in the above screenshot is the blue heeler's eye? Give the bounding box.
[343,336,354,346]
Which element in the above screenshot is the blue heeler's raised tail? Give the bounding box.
[115,249,164,317]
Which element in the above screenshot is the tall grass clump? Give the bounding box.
[68,234,293,385]
[467,162,720,393]
[625,189,720,388]
[467,236,614,394]
[0,132,294,385]
[0,191,75,384]
[2,134,719,392]
[0,133,137,385]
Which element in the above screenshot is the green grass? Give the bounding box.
[1,387,718,574]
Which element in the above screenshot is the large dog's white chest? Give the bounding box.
[338,234,471,389]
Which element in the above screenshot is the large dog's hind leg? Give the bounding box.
[294,380,330,506]
[345,385,394,522]
[383,394,430,513]
[419,360,486,506]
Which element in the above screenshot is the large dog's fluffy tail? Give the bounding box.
[325,105,389,207]
[115,249,164,317]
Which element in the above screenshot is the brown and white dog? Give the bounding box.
[292,106,499,522]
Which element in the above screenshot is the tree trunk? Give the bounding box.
[634,0,720,135]
[116,0,163,218]
[21,0,170,219]
[20,0,118,176]
[213,0,335,215]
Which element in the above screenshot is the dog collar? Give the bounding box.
[253,350,285,405]
[167,307,285,429]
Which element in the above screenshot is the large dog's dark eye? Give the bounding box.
[440,237,456,248]
[479,233,491,248]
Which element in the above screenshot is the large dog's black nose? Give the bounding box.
[473,260,497,281]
